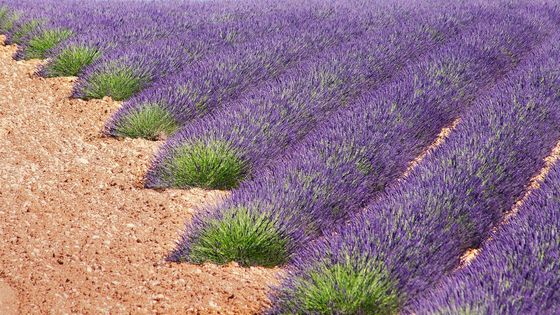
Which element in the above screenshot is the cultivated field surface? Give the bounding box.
[1,0,560,314]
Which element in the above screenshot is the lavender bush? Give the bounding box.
[270,30,560,314]
[0,5,18,33]
[168,5,551,267]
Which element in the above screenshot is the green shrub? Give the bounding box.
[11,19,42,44]
[114,105,178,140]
[46,45,101,77]
[285,258,400,314]
[187,208,288,267]
[25,29,72,59]
[81,66,148,101]
[165,140,246,189]
[0,6,19,33]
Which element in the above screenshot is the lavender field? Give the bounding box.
[1,0,559,313]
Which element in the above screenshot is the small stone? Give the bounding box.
[76,157,89,164]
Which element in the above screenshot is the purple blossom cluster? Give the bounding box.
[414,158,560,314]
[145,1,492,189]
[270,27,560,314]
[169,4,552,266]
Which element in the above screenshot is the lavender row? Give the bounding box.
[269,28,560,314]
[415,157,560,314]
[0,0,218,75]
[103,4,392,139]
[168,5,551,267]
[145,1,487,190]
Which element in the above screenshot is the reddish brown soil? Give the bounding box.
[505,140,560,219]
[0,279,18,315]
[0,36,279,314]
[402,118,460,179]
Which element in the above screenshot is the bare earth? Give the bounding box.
[0,37,279,314]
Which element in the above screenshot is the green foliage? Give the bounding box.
[285,258,400,314]
[24,28,72,59]
[187,208,289,267]
[114,104,178,140]
[11,19,41,44]
[0,6,19,33]
[81,66,148,101]
[0,6,8,22]
[166,140,246,189]
[46,45,101,77]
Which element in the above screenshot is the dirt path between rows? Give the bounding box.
[0,37,279,314]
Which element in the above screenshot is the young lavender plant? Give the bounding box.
[0,6,19,33]
[23,28,72,59]
[42,45,101,77]
[9,18,42,44]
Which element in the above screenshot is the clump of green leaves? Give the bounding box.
[283,258,400,314]
[81,66,148,101]
[166,140,246,189]
[24,29,72,59]
[0,6,19,33]
[187,208,289,267]
[11,19,42,44]
[114,104,178,140]
[45,45,101,77]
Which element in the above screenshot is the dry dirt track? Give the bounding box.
[0,37,279,314]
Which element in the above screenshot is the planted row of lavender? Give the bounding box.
[415,160,560,314]
[168,5,551,268]
[103,4,393,140]
[269,29,560,314]
[145,1,489,190]
[69,2,339,101]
